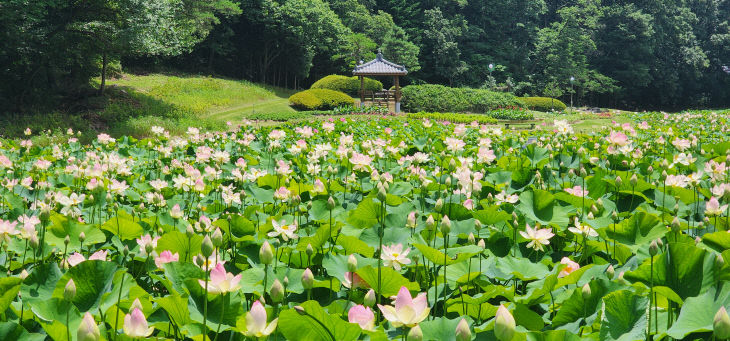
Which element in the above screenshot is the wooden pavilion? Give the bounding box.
[353,51,408,113]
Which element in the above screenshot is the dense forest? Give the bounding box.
[4,0,730,111]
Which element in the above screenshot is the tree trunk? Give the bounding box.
[99,50,107,96]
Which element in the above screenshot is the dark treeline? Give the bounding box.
[4,0,730,111]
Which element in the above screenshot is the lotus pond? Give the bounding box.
[2,111,730,340]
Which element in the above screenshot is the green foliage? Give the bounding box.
[488,107,535,120]
[310,75,382,96]
[406,112,497,124]
[522,97,568,112]
[246,112,314,121]
[289,89,354,111]
[331,105,389,115]
[401,84,524,113]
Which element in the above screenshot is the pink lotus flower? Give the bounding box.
[558,257,580,278]
[519,224,554,252]
[706,197,728,216]
[267,219,298,241]
[67,250,108,267]
[377,286,430,327]
[606,131,629,146]
[154,250,179,268]
[348,305,375,331]
[381,244,412,271]
[0,219,18,237]
[169,204,183,219]
[136,234,160,256]
[343,272,369,289]
[564,186,588,197]
[200,263,242,294]
[123,308,153,337]
[243,301,278,337]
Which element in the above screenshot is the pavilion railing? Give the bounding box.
[362,90,398,108]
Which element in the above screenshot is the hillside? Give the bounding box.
[0,73,295,138]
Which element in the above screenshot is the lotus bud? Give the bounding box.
[568,169,575,178]
[145,243,154,256]
[194,254,205,267]
[30,234,39,249]
[123,245,130,258]
[377,185,387,202]
[647,165,653,173]
[715,307,730,340]
[348,254,358,272]
[426,215,436,230]
[407,325,423,341]
[487,193,494,201]
[294,305,306,315]
[630,161,636,169]
[661,171,668,181]
[596,198,604,210]
[307,202,312,211]
[445,177,452,188]
[327,196,335,210]
[468,233,476,245]
[494,305,515,341]
[590,204,598,214]
[306,243,314,257]
[407,211,417,228]
[717,255,726,269]
[19,269,29,279]
[64,279,76,302]
[671,217,680,232]
[64,235,70,246]
[535,171,542,179]
[618,271,625,283]
[435,199,443,213]
[606,264,615,278]
[364,289,376,307]
[186,225,195,238]
[79,232,86,243]
[611,211,618,220]
[270,279,284,303]
[630,174,638,187]
[441,215,451,235]
[475,219,482,231]
[622,160,628,167]
[211,228,223,248]
[201,235,214,258]
[283,276,289,287]
[455,318,471,341]
[581,283,591,300]
[674,203,680,213]
[302,268,314,289]
[77,312,100,341]
[478,239,486,249]
[649,240,659,257]
[292,195,301,206]
[449,159,456,171]
[580,167,587,177]
[656,238,664,248]
[615,176,623,187]
[587,212,594,220]
[260,241,274,265]
[512,212,518,221]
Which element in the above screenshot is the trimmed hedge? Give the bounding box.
[288,89,354,111]
[487,107,534,120]
[310,75,382,96]
[401,84,524,113]
[245,112,313,121]
[407,112,498,124]
[521,97,567,112]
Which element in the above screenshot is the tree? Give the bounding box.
[421,8,468,85]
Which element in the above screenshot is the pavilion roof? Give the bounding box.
[353,52,407,76]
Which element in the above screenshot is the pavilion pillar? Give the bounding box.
[359,76,364,108]
[394,76,401,113]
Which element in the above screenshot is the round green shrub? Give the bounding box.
[521,97,567,112]
[310,75,382,96]
[288,89,354,111]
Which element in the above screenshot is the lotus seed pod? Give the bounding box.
[211,228,223,248]
[201,235,214,258]
[606,264,615,278]
[64,279,76,302]
[260,241,274,265]
[327,196,335,210]
[306,243,314,257]
[435,198,443,213]
[426,215,436,230]
[347,254,358,272]
[715,307,730,340]
[649,240,659,257]
[364,289,376,307]
[441,215,451,235]
[494,305,516,341]
[407,325,423,341]
[77,312,100,341]
[581,283,591,300]
[478,239,486,249]
[455,318,471,341]
[302,268,314,289]
[270,279,284,303]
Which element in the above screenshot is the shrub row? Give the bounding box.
[245,112,313,121]
[331,105,390,115]
[521,96,567,112]
[310,75,382,96]
[288,89,354,111]
[407,111,498,124]
[487,107,534,120]
[401,84,524,113]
